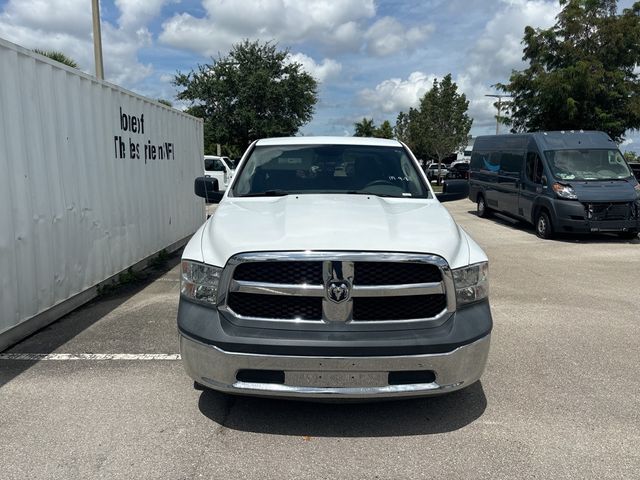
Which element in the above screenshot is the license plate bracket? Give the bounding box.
[285,371,387,388]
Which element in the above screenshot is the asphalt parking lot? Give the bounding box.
[1,200,639,479]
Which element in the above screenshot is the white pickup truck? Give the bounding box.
[204,155,235,191]
[179,137,492,400]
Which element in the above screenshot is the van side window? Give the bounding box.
[526,152,543,184]
[500,151,523,177]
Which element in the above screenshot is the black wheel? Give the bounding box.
[535,210,554,239]
[193,381,207,391]
[477,195,490,218]
[618,230,638,240]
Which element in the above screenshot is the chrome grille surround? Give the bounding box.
[217,252,456,332]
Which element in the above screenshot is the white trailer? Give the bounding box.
[0,37,205,351]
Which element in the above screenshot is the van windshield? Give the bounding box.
[232,144,430,198]
[544,149,633,181]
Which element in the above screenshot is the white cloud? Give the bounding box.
[467,0,560,83]
[160,0,376,56]
[359,71,437,113]
[287,53,342,83]
[116,0,170,29]
[364,17,434,56]
[0,0,170,86]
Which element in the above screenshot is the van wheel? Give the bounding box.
[477,195,490,218]
[535,211,554,239]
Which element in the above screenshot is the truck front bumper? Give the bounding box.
[180,332,490,400]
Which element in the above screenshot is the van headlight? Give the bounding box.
[552,182,578,200]
[181,260,222,305]
[452,262,489,306]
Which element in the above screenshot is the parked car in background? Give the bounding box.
[204,155,236,191]
[425,162,449,183]
[447,161,470,180]
[469,131,640,239]
[181,136,492,400]
[630,162,640,181]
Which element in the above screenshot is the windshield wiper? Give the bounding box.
[239,190,290,197]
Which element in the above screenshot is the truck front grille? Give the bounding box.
[219,252,454,328]
[228,293,323,320]
[353,295,447,321]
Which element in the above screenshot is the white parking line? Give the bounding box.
[0,353,181,361]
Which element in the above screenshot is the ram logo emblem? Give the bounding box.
[326,281,351,304]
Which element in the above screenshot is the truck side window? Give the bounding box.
[526,152,543,184]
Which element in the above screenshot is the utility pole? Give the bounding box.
[485,94,511,135]
[91,0,104,80]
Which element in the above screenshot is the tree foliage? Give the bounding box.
[498,0,640,141]
[354,118,376,137]
[353,118,395,138]
[174,40,318,152]
[375,120,394,139]
[624,150,638,162]
[34,49,78,68]
[395,74,472,162]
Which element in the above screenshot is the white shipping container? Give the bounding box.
[0,38,205,350]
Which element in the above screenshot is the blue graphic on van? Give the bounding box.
[482,158,499,172]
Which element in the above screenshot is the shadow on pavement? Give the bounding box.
[0,255,181,388]
[466,210,640,245]
[198,381,487,437]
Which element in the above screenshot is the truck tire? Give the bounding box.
[477,195,491,218]
[535,210,554,239]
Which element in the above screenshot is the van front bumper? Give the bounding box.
[552,200,640,233]
[180,333,490,400]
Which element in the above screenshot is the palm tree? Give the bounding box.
[33,49,78,68]
[354,118,376,137]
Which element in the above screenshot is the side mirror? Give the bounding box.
[194,176,223,204]
[436,179,469,203]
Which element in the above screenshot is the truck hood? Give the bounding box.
[197,195,472,269]
[569,180,638,202]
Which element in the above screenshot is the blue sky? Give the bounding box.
[0,0,638,151]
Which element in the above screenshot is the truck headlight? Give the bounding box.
[181,260,222,305]
[552,182,578,200]
[452,262,489,307]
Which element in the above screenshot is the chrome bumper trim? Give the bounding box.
[180,334,491,399]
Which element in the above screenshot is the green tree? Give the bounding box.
[33,49,78,68]
[397,74,472,178]
[497,0,640,141]
[624,151,638,162]
[354,118,376,137]
[374,120,394,139]
[394,111,411,143]
[174,40,318,152]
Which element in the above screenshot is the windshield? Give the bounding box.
[545,149,633,181]
[232,144,429,198]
